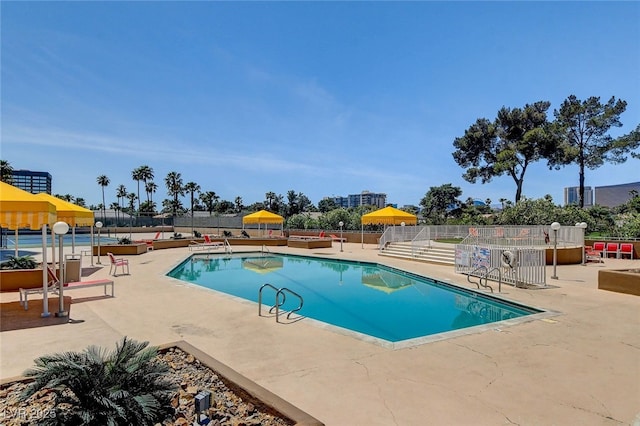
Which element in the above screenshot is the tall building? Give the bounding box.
[11,170,52,194]
[594,182,640,208]
[333,190,387,208]
[564,186,593,207]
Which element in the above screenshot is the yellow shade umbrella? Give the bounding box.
[34,193,94,227]
[360,206,417,247]
[242,210,284,236]
[35,193,95,254]
[361,206,417,225]
[0,182,57,317]
[0,182,56,230]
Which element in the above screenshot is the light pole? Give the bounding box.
[401,221,405,242]
[339,221,344,252]
[576,222,588,266]
[96,221,103,265]
[53,221,69,317]
[550,222,561,279]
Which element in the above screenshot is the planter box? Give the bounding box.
[598,269,640,296]
[93,243,148,256]
[0,268,60,292]
[287,238,333,249]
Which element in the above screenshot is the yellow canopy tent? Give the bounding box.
[360,206,418,247]
[35,193,94,253]
[242,210,284,236]
[0,182,57,317]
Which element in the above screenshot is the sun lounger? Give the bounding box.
[189,235,223,251]
[330,234,346,242]
[20,267,115,310]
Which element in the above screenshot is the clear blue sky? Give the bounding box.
[2,2,639,209]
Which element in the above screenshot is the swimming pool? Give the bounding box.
[2,234,117,248]
[167,253,543,346]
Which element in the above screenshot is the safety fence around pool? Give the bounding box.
[453,244,547,288]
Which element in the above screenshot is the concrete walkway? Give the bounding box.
[1,240,639,425]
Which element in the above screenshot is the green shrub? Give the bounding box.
[1,255,37,270]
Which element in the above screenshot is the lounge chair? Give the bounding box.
[585,246,604,263]
[330,234,346,242]
[241,230,251,238]
[107,252,130,276]
[619,243,634,259]
[189,235,223,251]
[20,266,115,310]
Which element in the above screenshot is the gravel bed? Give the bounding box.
[0,347,293,426]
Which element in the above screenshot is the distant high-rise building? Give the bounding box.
[564,186,593,207]
[332,190,387,208]
[11,170,52,195]
[594,182,640,208]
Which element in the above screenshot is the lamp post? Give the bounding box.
[550,222,561,279]
[96,221,103,265]
[338,221,344,252]
[576,222,588,266]
[53,221,69,317]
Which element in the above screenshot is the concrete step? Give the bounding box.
[379,242,456,265]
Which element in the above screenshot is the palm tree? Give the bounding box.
[0,160,14,184]
[116,184,127,223]
[145,181,158,208]
[20,337,176,426]
[265,191,276,211]
[184,182,201,236]
[110,202,121,225]
[96,175,110,223]
[138,165,154,203]
[164,172,184,217]
[235,196,243,213]
[132,167,144,213]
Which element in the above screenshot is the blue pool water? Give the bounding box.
[167,253,541,343]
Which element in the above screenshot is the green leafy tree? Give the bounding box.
[0,159,14,184]
[318,197,337,213]
[200,191,217,216]
[551,95,630,207]
[20,337,176,426]
[234,196,243,213]
[420,184,462,224]
[96,175,110,223]
[453,101,555,202]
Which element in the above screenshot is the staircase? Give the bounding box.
[379,241,455,265]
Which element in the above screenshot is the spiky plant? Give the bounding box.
[20,337,177,426]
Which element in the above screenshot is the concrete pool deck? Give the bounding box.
[1,239,639,425]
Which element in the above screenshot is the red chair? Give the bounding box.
[108,252,130,276]
[592,242,605,256]
[619,243,634,259]
[604,243,620,259]
[585,246,603,263]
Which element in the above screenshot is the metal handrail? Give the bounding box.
[258,283,283,317]
[467,266,486,289]
[223,238,233,254]
[275,288,304,322]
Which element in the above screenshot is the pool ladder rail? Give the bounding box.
[258,283,304,323]
[467,266,502,293]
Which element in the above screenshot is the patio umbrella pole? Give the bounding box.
[41,225,50,317]
[14,230,18,257]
